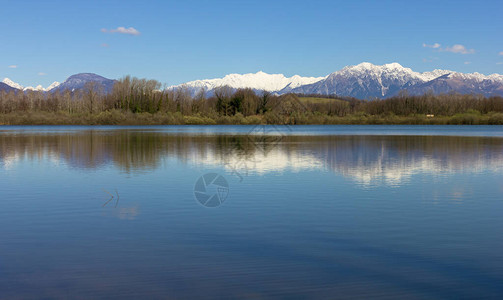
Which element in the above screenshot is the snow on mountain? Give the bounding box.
[171,63,457,99]
[406,71,503,97]
[3,78,61,92]
[290,62,503,99]
[2,78,24,90]
[23,82,60,92]
[170,63,503,99]
[290,62,428,98]
[24,85,45,91]
[46,81,61,91]
[420,69,453,82]
[169,71,325,96]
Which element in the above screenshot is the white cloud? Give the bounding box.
[464,61,471,65]
[499,51,503,56]
[8,65,17,68]
[101,26,140,36]
[423,43,441,49]
[424,43,475,54]
[38,72,47,76]
[441,44,475,54]
[497,62,503,65]
[101,43,110,48]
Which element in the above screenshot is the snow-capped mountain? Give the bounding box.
[170,63,503,99]
[24,82,61,92]
[405,72,503,97]
[290,63,452,99]
[290,63,503,98]
[169,71,325,96]
[2,78,24,90]
[2,78,60,92]
[46,81,61,91]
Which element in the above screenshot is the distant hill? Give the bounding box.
[50,73,116,93]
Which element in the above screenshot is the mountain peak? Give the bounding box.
[341,62,376,72]
[347,62,404,69]
[383,62,405,69]
[339,62,411,76]
[354,62,376,68]
[66,73,110,81]
[51,73,115,93]
[2,78,24,90]
[47,82,61,90]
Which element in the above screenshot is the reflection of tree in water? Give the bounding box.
[1,131,503,183]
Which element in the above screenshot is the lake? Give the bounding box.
[1,125,503,299]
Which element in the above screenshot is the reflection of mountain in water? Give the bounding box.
[1,131,502,185]
[315,136,503,185]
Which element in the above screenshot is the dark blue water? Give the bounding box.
[1,125,503,299]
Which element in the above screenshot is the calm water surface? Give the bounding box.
[1,125,503,299]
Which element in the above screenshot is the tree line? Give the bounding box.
[1,75,503,125]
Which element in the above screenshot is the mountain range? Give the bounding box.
[169,63,503,99]
[1,73,115,94]
[2,63,503,99]
[171,71,326,96]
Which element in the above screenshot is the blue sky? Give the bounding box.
[1,0,502,87]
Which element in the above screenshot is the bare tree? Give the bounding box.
[84,82,102,114]
[214,86,233,116]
